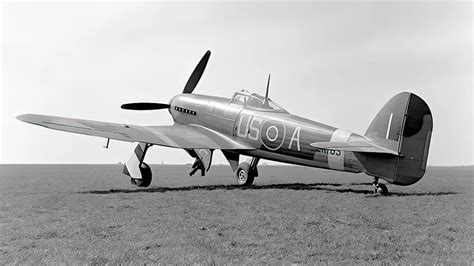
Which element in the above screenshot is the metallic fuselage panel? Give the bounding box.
[170,94,364,173]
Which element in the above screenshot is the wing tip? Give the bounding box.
[16,114,47,126]
[16,114,33,122]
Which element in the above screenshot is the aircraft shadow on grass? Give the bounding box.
[83,182,458,197]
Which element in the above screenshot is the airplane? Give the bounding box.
[17,50,433,195]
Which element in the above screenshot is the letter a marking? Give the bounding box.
[288,127,301,151]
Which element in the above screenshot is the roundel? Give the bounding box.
[260,119,286,151]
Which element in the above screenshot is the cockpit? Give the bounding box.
[229,91,288,113]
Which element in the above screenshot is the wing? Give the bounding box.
[310,140,400,155]
[17,114,256,150]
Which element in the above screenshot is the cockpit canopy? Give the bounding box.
[230,91,287,113]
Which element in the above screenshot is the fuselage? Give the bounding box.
[169,92,367,174]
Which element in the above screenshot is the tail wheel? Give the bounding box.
[235,162,255,186]
[376,183,388,196]
[131,163,152,187]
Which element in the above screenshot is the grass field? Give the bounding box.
[0,164,472,264]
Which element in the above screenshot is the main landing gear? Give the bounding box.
[130,162,152,187]
[189,158,205,176]
[372,177,388,196]
[123,143,153,188]
[235,157,259,186]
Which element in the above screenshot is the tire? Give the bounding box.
[376,183,388,196]
[235,162,255,186]
[131,163,152,187]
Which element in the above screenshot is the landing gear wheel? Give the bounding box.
[376,183,388,196]
[372,177,388,196]
[235,162,255,186]
[131,162,152,187]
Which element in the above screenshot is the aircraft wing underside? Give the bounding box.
[17,114,256,150]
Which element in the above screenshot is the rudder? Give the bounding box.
[355,92,433,185]
[395,93,433,185]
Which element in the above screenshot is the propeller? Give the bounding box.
[183,50,211,94]
[121,102,170,110]
[121,50,211,111]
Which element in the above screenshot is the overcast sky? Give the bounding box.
[1,2,472,166]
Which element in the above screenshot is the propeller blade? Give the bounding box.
[121,102,170,111]
[183,50,211,94]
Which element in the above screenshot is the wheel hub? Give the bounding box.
[238,170,246,182]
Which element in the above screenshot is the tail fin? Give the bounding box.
[355,92,433,185]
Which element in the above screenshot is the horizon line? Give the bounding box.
[0,163,473,168]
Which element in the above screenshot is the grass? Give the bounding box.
[0,164,472,263]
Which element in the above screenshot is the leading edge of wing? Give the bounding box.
[310,140,400,155]
[16,114,257,150]
[17,113,134,142]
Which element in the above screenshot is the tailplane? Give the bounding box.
[354,92,433,185]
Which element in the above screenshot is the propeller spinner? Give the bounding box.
[121,50,211,111]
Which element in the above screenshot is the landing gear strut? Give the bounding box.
[235,157,259,186]
[372,177,388,196]
[189,158,205,176]
[187,148,213,177]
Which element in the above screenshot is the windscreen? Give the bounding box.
[230,92,287,112]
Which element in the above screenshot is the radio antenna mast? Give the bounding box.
[265,73,271,99]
